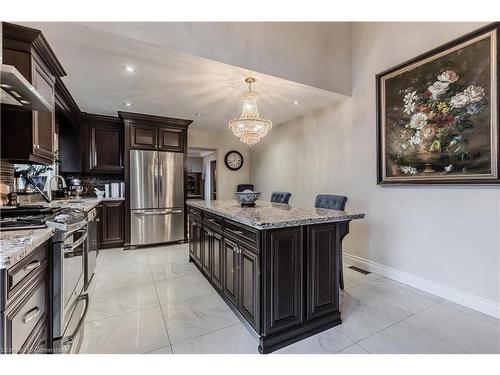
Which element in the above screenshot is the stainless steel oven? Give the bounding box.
[51,216,89,354]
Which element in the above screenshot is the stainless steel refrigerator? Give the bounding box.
[130,150,184,246]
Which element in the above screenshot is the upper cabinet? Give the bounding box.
[119,111,191,153]
[82,113,124,174]
[1,22,66,165]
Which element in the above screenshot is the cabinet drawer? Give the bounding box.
[225,221,260,250]
[7,274,47,354]
[203,213,223,232]
[6,244,47,303]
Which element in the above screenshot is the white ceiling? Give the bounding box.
[22,22,346,131]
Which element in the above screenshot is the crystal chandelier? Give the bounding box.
[228,77,272,146]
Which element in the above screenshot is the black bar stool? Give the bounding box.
[271,191,292,204]
[314,194,348,290]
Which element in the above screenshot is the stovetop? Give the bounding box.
[0,205,87,231]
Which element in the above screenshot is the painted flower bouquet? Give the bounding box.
[394,69,486,175]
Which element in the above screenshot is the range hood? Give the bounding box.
[1,64,53,112]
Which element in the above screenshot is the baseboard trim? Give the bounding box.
[344,252,500,319]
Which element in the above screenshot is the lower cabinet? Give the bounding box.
[187,207,343,353]
[0,241,50,354]
[189,216,202,265]
[222,238,239,306]
[211,231,223,289]
[238,244,260,331]
[100,201,125,249]
[201,226,211,276]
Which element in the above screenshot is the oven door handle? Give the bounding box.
[63,232,88,253]
[62,293,89,347]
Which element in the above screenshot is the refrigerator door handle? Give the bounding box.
[134,209,183,217]
[159,156,163,203]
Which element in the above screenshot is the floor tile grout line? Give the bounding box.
[401,314,471,354]
[352,301,465,354]
[343,294,440,350]
[147,250,175,352]
[170,322,245,350]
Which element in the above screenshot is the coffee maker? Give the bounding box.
[66,176,87,199]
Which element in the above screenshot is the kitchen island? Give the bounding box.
[186,200,365,353]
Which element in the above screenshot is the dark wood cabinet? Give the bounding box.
[211,231,223,289]
[263,227,303,336]
[84,114,124,174]
[187,206,346,354]
[100,201,125,248]
[130,123,157,150]
[238,244,260,331]
[189,217,202,265]
[1,23,65,165]
[158,128,184,152]
[307,224,339,320]
[222,237,239,306]
[201,226,212,276]
[119,111,191,153]
[1,241,50,354]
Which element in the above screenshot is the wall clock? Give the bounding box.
[224,150,243,171]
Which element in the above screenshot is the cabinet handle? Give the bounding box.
[233,230,243,235]
[23,307,41,324]
[207,218,215,222]
[23,260,41,271]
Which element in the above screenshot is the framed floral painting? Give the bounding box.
[377,23,499,184]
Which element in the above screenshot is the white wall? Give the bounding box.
[251,22,500,316]
[188,128,250,200]
[82,22,352,95]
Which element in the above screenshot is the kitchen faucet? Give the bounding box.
[48,174,67,202]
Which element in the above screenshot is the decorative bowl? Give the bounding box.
[235,190,261,207]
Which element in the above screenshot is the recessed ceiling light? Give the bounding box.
[123,102,132,107]
[293,100,300,105]
[122,65,135,73]
[195,113,202,117]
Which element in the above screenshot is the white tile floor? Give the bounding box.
[78,244,500,354]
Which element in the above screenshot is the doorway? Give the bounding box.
[187,147,217,201]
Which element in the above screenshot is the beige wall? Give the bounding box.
[251,22,500,315]
[188,128,250,200]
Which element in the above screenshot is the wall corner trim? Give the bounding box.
[344,252,500,319]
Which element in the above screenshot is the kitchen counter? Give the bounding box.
[0,197,124,269]
[0,227,55,269]
[186,199,365,229]
[37,196,125,212]
[187,199,365,353]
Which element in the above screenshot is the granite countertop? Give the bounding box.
[187,200,365,229]
[0,197,124,269]
[0,228,55,269]
[35,196,125,212]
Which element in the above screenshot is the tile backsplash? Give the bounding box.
[62,173,124,197]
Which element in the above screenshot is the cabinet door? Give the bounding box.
[100,201,125,248]
[201,226,212,276]
[89,123,123,172]
[188,217,195,258]
[238,244,260,331]
[263,227,303,336]
[192,221,202,265]
[32,63,55,162]
[130,124,157,150]
[211,231,223,290]
[158,128,184,152]
[222,238,239,306]
[306,224,339,320]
